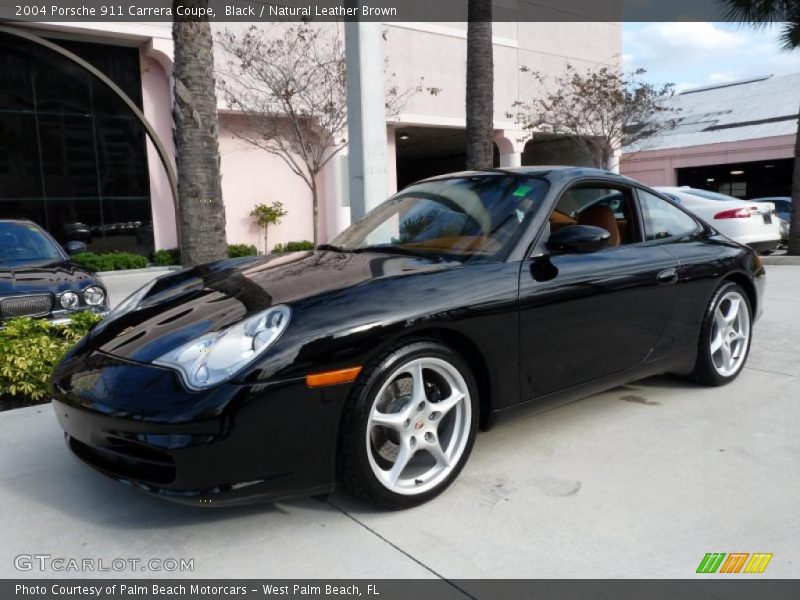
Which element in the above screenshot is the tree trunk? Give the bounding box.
[788,104,800,256]
[172,0,228,267]
[465,0,494,171]
[264,226,269,255]
[310,181,320,245]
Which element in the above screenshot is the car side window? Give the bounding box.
[549,185,641,248]
[638,190,699,241]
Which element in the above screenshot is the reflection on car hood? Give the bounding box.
[0,260,96,296]
[89,250,453,363]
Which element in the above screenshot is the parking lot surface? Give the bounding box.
[1,266,797,580]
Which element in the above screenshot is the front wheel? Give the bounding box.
[339,340,478,508]
[690,281,752,386]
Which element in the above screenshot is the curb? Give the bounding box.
[95,266,183,278]
[762,255,800,265]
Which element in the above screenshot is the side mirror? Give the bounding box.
[64,240,87,255]
[547,225,611,254]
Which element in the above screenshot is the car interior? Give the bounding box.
[549,186,641,247]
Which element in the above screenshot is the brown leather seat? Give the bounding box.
[577,205,621,247]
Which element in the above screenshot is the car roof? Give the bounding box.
[418,166,633,184]
[0,218,37,224]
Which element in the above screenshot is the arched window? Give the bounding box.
[0,33,153,254]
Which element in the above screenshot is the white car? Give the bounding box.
[656,187,782,253]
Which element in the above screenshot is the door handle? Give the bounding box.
[657,267,678,285]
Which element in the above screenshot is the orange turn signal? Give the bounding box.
[306,366,362,388]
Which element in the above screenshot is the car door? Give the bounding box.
[518,181,679,400]
[636,188,726,352]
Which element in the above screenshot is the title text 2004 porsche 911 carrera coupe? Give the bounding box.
[52,167,764,508]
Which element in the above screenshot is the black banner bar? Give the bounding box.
[4,579,800,600]
[1,0,738,23]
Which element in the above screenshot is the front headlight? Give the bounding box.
[60,291,79,310]
[83,286,105,306]
[153,305,291,391]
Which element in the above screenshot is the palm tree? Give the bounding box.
[171,0,228,266]
[465,0,494,170]
[722,1,800,254]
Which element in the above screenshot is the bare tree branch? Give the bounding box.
[217,23,440,242]
[509,64,679,169]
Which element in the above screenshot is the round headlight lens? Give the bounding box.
[60,291,80,310]
[83,286,105,306]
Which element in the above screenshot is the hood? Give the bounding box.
[89,251,453,363]
[0,260,98,296]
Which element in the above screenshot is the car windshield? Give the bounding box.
[683,188,741,202]
[329,175,549,262]
[0,222,63,265]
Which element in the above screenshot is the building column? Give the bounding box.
[345,19,388,221]
[494,130,526,169]
[608,145,623,174]
[141,43,177,250]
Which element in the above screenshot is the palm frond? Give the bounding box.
[720,0,790,27]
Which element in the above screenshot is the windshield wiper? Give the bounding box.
[352,245,442,261]
[316,243,352,253]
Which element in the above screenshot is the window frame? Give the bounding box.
[535,180,646,255]
[632,186,705,245]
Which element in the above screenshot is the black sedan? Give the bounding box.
[52,167,764,508]
[1,220,109,324]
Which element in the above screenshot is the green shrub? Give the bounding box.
[153,248,181,266]
[0,312,102,409]
[227,243,258,258]
[132,245,258,268]
[272,240,315,254]
[72,251,148,272]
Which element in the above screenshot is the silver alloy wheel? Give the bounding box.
[710,290,751,377]
[366,357,471,495]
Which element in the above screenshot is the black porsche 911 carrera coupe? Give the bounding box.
[1,220,108,324]
[52,167,764,508]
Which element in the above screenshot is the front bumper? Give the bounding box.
[52,349,350,506]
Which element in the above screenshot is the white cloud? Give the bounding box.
[624,22,800,89]
[709,72,736,82]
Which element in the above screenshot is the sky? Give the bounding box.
[623,22,800,93]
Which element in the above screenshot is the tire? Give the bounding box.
[339,339,479,508]
[690,281,753,386]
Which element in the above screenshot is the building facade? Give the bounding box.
[622,73,800,200]
[0,21,621,254]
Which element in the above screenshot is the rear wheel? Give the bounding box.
[690,281,752,386]
[339,340,478,508]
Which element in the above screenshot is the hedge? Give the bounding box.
[153,248,181,266]
[227,243,259,258]
[152,244,259,266]
[71,251,148,272]
[0,312,101,410]
[272,241,315,253]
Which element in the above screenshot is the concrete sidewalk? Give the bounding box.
[97,267,181,308]
[1,266,797,580]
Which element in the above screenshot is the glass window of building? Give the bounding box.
[0,33,153,255]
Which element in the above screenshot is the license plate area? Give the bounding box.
[762,213,773,224]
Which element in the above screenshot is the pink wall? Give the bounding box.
[218,116,315,252]
[139,50,178,250]
[621,135,796,187]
